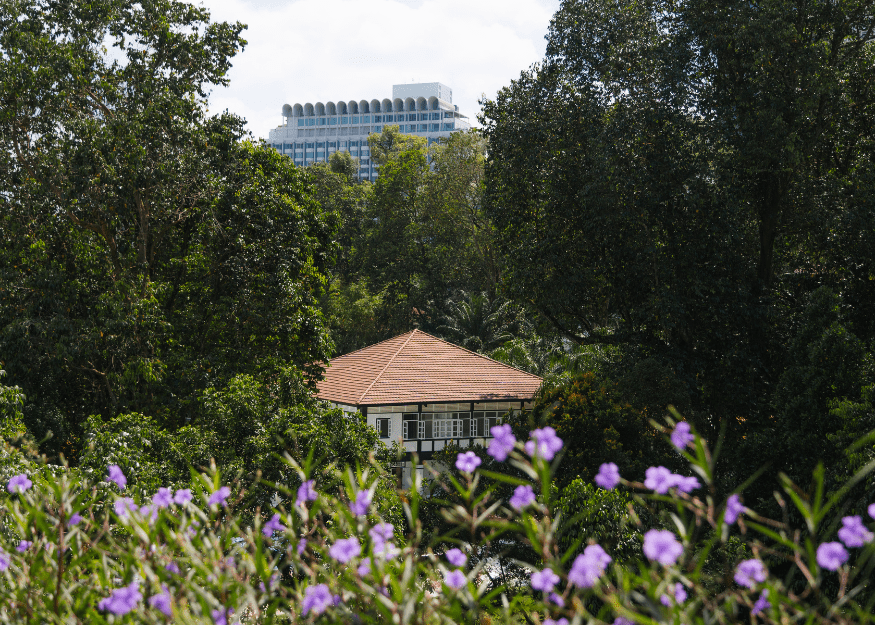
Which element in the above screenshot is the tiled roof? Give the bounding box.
[316,329,543,406]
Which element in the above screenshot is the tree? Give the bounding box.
[354,127,499,339]
[514,372,680,492]
[0,0,336,460]
[480,0,875,461]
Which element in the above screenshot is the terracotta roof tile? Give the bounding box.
[316,330,543,406]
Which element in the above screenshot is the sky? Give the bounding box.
[196,0,561,139]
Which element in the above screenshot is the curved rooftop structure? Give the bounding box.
[267,83,471,181]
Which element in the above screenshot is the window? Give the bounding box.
[430,124,439,132]
[306,143,314,148]
[444,112,454,118]
[318,118,326,126]
[342,116,348,124]
[308,118,315,127]
[375,418,391,439]
[374,126,382,132]
[471,412,501,438]
[352,116,359,124]
[431,112,441,120]
[403,415,418,440]
[442,123,454,131]
[419,124,428,132]
[362,115,370,123]
[374,115,381,122]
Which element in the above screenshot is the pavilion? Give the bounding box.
[315,329,543,485]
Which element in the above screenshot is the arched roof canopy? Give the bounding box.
[338,101,348,114]
[348,101,359,114]
[382,98,393,112]
[326,101,337,115]
[315,102,325,115]
[282,104,292,117]
[393,98,404,112]
[428,96,439,111]
[304,103,315,116]
[405,97,416,111]
[416,97,428,111]
[359,100,369,113]
[293,104,304,117]
[370,99,380,113]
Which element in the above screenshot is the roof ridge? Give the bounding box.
[357,329,419,404]
[406,329,543,380]
[331,329,416,360]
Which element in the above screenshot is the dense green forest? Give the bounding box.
[1,0,874,530]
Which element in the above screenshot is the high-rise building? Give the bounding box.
[267,82,471,181]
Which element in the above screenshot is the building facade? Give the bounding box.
[315,330,542,487]
[267,82,471,181]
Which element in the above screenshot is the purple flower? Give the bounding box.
[751,589,770,616]
[446,548,467,567]
[724,494,744,524]
[329,537,362,563]
[173,488,192,505]
[373,540,400,559]
[509,484,536,510]
[614,619,634,625]
[369,524,398,560]
[349,489,373,517]
[140,504,158,525]
[106,465,127,490]
[735,558,768,588]
[302,584,333,615]
[113,497,138,520]
[296,480,317,506]
[16,540,31,553]
[7,473,32,494]
[148,585,172,616]
[444,569,467,589]
[595,462,620,490]
[165,561,181,575]
[262,513,287,538]
[673,475,701,493]
[544,619,569,625]
[370,522,394,545]
[208,486,231,507]
[660,594,672,607]
[357,557,371,576]
[671,421,694,450]
[488,423,516,461]
[530,567,560,592]
[838,515,874,548]
[568,544,612,588]
[152,487,173,509]
[98,581,142,615]
[644,466,675,494]
[547,592,564,606]
[68,512,83,526]
[645,467,699,494]
[643,529,684,566]
[212,607,234,625]
[674,582,687,604]
[297,539,307,555]
[455,451,482,473]
[0,549,9,572]
[817,541,849,571]
[869,502,875,520]
[524,427,563,461]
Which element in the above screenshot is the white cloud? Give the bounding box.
[196,0,560,138]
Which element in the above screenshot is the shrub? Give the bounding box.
[0,417,874,624]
